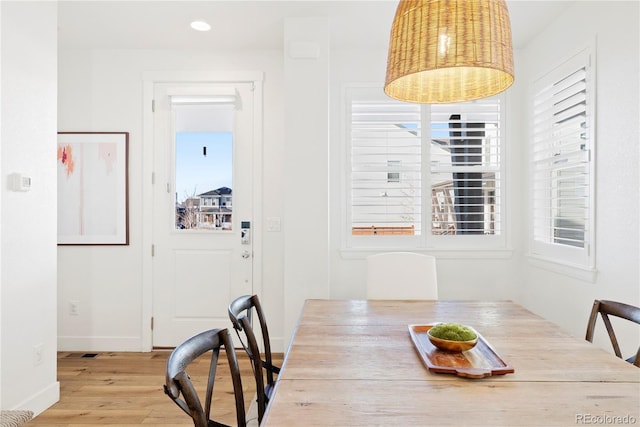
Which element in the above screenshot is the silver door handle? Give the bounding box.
[242,250,251,259]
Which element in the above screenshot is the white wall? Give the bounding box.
[282,17,331,347]
[1,1,4,409]
[0,1,60,414]
[57,48,286,350]
[56,1,639,358]
[518,1,640,355]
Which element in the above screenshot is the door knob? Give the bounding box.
[242,250,251,259]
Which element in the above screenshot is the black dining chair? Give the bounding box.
[228,295,280,423]
[164,328,247,427]
[585,299,640,367]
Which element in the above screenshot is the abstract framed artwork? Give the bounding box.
[57,132,129,245]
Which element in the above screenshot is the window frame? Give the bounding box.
[528,46,596,271]
[342,85,508,252]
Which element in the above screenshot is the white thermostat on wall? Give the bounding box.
[9,173,32,192]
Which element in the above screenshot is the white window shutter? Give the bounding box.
[346,87,506,249]
[350,99,422,236]
[531,48,594,267]
[430,100,502,236]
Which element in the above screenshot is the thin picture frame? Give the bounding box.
[57,132,129,245]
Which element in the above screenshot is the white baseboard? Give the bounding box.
[13,381,59,417]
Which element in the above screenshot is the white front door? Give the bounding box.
[151,82,255,347]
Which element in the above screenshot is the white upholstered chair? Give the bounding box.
[366,252,438,300]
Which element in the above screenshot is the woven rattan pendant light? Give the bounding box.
[384,0,514,104]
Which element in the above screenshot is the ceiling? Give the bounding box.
[57,0,575,51]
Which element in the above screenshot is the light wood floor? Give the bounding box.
[28,350,283,426]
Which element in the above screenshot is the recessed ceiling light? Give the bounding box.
[190,21,211,32]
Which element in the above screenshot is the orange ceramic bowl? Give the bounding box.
[427,327,478,352]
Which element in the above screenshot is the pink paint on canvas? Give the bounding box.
[57,144,75,176]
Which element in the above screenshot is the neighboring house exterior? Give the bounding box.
[176,186,233,229]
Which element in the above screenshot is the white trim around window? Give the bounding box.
[529,45,596,273]
[341,85,509,254]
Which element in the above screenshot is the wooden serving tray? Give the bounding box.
[408,324,514,379]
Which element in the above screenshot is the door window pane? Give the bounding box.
[173,103,234,231]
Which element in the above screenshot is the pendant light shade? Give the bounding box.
[384,0,514,104]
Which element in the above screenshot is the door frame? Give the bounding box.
[141,70,264,351]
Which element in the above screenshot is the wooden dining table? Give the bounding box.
[261,299,640,426]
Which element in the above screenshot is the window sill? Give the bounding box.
[526,254,597,283]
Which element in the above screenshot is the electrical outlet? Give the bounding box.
[69,300,79,316]
[33,343,44,366]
